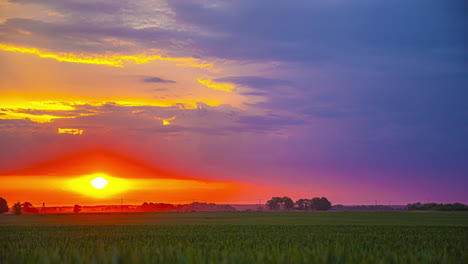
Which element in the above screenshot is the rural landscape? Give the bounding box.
[1,197,467,263]
[1,0,467,263]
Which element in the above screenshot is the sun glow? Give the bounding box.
[67,173,131,198]
[90,176,108,189]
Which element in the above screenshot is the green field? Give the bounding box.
[1,211,467,263]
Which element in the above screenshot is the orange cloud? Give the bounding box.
[155,116,176,125]
[0,43,216,69]
[58,128,83,135]
[0,92,228,123]
[197,78,235,92]
[0,98,87,123]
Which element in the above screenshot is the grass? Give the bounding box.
[0,211,467,263]
[0,211,467,226]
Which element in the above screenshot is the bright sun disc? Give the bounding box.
[67,173,129,198]
[90,176,108,189]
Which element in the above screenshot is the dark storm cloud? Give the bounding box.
[169,0,468,64]
[152,88,169,92]
[214,76,292,96]
[10,108,95,117]
[215,76,291,89]
[1,103,303,137]
[0,119,37,126]
[0,18,183,53]
[143,77,175,83]
[237,114,305,128]
[9,0,127,14]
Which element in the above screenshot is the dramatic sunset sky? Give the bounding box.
[0,0,467,206]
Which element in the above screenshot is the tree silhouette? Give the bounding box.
[267,196,333,211]
[266,197,282,210]
[311,197,332,211]
[266,197,295,211]
[295,199,312,210]
[0,197,8,214]
[12,202,22,215]
[21,202,39,214]
[407,202,468,211]
[282,197,295,211]
[73,205,82,213]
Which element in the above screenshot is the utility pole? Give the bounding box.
[41,202,46,214]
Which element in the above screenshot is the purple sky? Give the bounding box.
[0,0,467,204]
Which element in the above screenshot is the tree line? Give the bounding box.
[141,202,236,212]
[0,197,237,214]
[0,198,35,215]
[266,197,332,211]
[5,197,466,214]
[407,202,468,211]
[0,198,43,215]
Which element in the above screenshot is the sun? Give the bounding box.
[90,176,108,189]
[67,173,130,198]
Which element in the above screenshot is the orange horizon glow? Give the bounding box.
[0,149,270,206]
[0,174,263,206]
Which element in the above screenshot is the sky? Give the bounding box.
[0,0,467,206]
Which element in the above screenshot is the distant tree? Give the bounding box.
[266,197,282,210]
[333,204,345,210]
[21,202,39,214]
[407,202,468,211]
[295,199,312,210]
[266,197,295,211]
[12,202,22,215]
[73,205,82,213]
[295,199,307,210]
[311,197,332,211]
[0,197,8,214]
[453,203,468,211]
[282,197,295,211]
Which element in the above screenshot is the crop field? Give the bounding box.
[1,212,467,264]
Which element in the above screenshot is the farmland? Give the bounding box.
[1,211,467,263]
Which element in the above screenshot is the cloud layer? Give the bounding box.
[0,0,467,203]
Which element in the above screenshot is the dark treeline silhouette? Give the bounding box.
[266,197,332,211]
[73,205,82,213]
[0,197,8,214]
[407,202,468,211]
[22,202,39,214]
[3,197,466,214]
[1,200,39,215]
[141,202,175,211]
[333,204,395,211]
[12,202,22,215]
[141,202,237,212]
[0,199,237,213]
